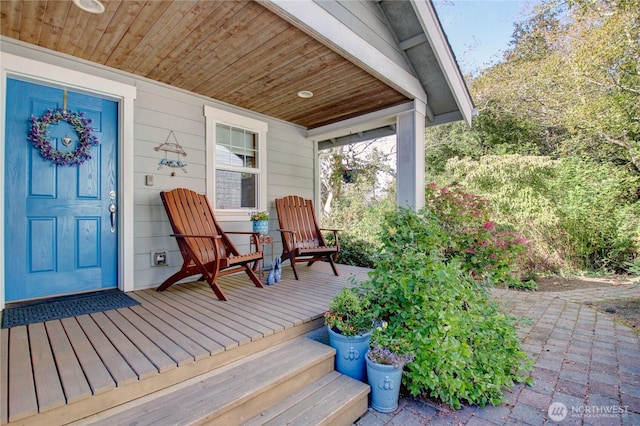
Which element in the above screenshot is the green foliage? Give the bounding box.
[512,280,538,291]
[424,121,485,177]
[249,211,269,221]
[624,258,640,277]
[323,179,395,268]
[329,233,378,268]
[443,155,640,274]
[470,0,640,172]
[551,158,640,271]
[324,287,372,337]
[362,208,532,409]
[420,0,640,278]
[424,184,529,287]
[368,320,415,367]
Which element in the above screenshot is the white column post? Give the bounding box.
[396,100,426,211]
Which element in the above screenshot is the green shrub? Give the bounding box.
[328,233,378,268]
[444,155,640,274]
[324,287,372,337]
[425,184,529,287]
[362,207,531,408]
[551,158,640,272]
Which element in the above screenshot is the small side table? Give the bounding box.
[251,234,274,277]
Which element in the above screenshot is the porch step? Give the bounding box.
[77,337,370,425]
[245,371,369,426]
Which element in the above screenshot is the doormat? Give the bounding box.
[1,289,140,328]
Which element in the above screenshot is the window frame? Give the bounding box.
[204,105,268,221]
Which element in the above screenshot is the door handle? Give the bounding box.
[109,203,117,233]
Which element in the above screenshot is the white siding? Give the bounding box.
[1,41,314,293]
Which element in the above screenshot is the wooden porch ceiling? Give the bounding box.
[0,0,410,129]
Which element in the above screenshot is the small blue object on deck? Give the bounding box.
[274,257,282,282]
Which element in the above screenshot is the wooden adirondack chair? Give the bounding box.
[157,188,264,301]
[275,195,340,280]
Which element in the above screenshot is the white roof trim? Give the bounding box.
[412,1,474,126]
[307,102,415,142]
[262,0,427,104]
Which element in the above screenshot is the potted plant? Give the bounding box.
[250,210,269,233]
[324,287,373,382]
[366,320,415,413]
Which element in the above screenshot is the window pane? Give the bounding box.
[216,124,258,168]
[244,132,257,168]
[215,169,257,209]
[215,143,243,167]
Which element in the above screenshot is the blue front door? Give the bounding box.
[5,78,118,302]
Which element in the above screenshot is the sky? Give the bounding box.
[432,0,539,75]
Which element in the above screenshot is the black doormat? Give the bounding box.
[1,289,140,328]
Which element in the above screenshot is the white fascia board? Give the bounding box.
[262,0,427,104]
[412,1,474,126]
[307,102,416,142]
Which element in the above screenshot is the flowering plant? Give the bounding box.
[250,211,269,221]
[367,320,415,368]
[425,183,528,286]
[28,108,99,166]
[324,287,372,337]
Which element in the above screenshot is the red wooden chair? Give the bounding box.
[158,188,264,301]
[275,195,340,280]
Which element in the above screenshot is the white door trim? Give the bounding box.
[0,52,137,309]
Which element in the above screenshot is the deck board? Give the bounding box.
[1,264,367,425]
[102,309,177,373]
[28,323,66,412]
[226,276,322,319]
[128,303,212,361]
[75,314,139,386]
[1,328,9,424]
[7,326,37,422]
[113,305,195,368]
[156,286,255,349]
[59,317,116,395]
[90,311,159,381]
[138,286,238,352]
[45,320,93,404]
[130,291,225,356]
[185,283,286,337]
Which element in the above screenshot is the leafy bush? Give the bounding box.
[425,183,529,287]
[368,320,415,368]
[362,207,531,408]
[324,287,372,337]
[550,158,640,272]
[324,192,394,268]
[444,155,640,274]
[330,233,378,268]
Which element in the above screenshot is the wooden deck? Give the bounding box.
[0,263,371,425]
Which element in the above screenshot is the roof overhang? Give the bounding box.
[265,0,474,146]
[0,0,472,138]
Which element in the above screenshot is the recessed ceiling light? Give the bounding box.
[72,0,105,14]
[297,90,314,99]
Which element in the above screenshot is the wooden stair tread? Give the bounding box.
[245,371,370,426]
[86,338,337,425]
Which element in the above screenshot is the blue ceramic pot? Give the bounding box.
[366,354,403,413]
[252,220,268,234]
[327,325,371,382]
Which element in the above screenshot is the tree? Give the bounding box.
[320,140,395,218]
[470,0,640,172]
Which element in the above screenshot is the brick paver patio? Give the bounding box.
[355,283,640,425]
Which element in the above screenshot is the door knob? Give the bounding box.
[109,203,117,233]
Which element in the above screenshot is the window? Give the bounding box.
[205,106,267,219]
